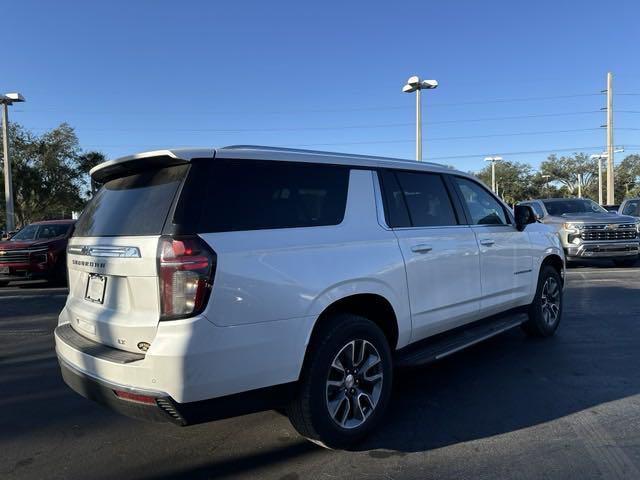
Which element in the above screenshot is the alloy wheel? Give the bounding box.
[325,339,384,429]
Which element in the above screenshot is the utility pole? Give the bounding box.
[0,93,25,232]
[606,72,615,205]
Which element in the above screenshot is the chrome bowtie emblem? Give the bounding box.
[605,224,618,230]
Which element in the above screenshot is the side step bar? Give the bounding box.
[395,311,528,368]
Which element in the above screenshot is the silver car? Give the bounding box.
[519,198,640,267]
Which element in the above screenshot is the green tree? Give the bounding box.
[615,154,640,200]
[474,160,541,205]
[0,122,105,227]
[77,151,107,197]
[540,153,597,199]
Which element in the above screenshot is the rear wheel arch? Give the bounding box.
[304,294,399,363]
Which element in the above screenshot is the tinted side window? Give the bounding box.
[394,172,458,227]
[623,201,639,216]
[454,177,508,225]
[175,159,349,233]
[379,171,411,228]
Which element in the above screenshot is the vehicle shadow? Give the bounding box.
[566,258,638,269]
[355,283,640,453]
[130,283,640,479]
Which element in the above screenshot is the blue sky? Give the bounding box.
[3,0,639,172]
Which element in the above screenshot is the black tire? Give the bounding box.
[613,257,638,268]
[287,314,393,449]
[522,265,563,338]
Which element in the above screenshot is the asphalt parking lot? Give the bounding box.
[2,263,640,480]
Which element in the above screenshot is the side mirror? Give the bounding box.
[514,205,537,231]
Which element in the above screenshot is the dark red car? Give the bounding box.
[0,219,75,286]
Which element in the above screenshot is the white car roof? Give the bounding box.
[90,145,474,183]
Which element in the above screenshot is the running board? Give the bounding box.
[395,311,528,368]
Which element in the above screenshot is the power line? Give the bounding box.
[290,128,602,147]
[28,110,607,134]
[12,92,605,116]
[75,127,607,149]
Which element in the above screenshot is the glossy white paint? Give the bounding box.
[56,145,565,406]
[392,225,482,341]
[472,224,534,315]
[63,235,162,353]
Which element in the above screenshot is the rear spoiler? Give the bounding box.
[90,148,215,183]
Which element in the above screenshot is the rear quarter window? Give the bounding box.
[171,159,350,233]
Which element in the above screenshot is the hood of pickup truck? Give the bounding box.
[0,238,56,250]
[544,213,638,224]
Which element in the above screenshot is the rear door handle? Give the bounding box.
[411,244,433,253]
[479,239,495,246]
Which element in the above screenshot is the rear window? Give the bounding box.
[74,165,188,237]
[172,159,349,233]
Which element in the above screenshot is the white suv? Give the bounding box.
[55,146,565,448]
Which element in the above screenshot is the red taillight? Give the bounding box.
[158,236,216,320]
[114,390,157,405]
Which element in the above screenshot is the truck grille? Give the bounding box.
[0,248,48,264]
[0,250,30,264]
[581,224,637,241]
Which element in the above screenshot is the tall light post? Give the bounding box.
[1,92,25,232]
[541,174,551,198]
[591,147,623,205]
[484,156,503,193]
[402,76,438,161]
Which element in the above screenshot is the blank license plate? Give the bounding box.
[0,267,8,274]
[85,274,107,304]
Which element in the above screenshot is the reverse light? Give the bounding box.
[158,236,216,320]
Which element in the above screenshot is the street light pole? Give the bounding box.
[0,93,25,232]
[415,87,422,161]
[484,156,503,193]
[591,147,623,205]
[577,174,582,198]
[403,76,438,161]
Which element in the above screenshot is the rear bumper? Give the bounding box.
[58,354,295,426]
[565,241,639,259]
[59,356,182,424]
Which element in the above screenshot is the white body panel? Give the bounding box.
[56,145,564,405]
[392,225,482,341]
[471,225,535,315]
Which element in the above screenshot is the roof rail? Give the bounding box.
[220,145,447,168]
